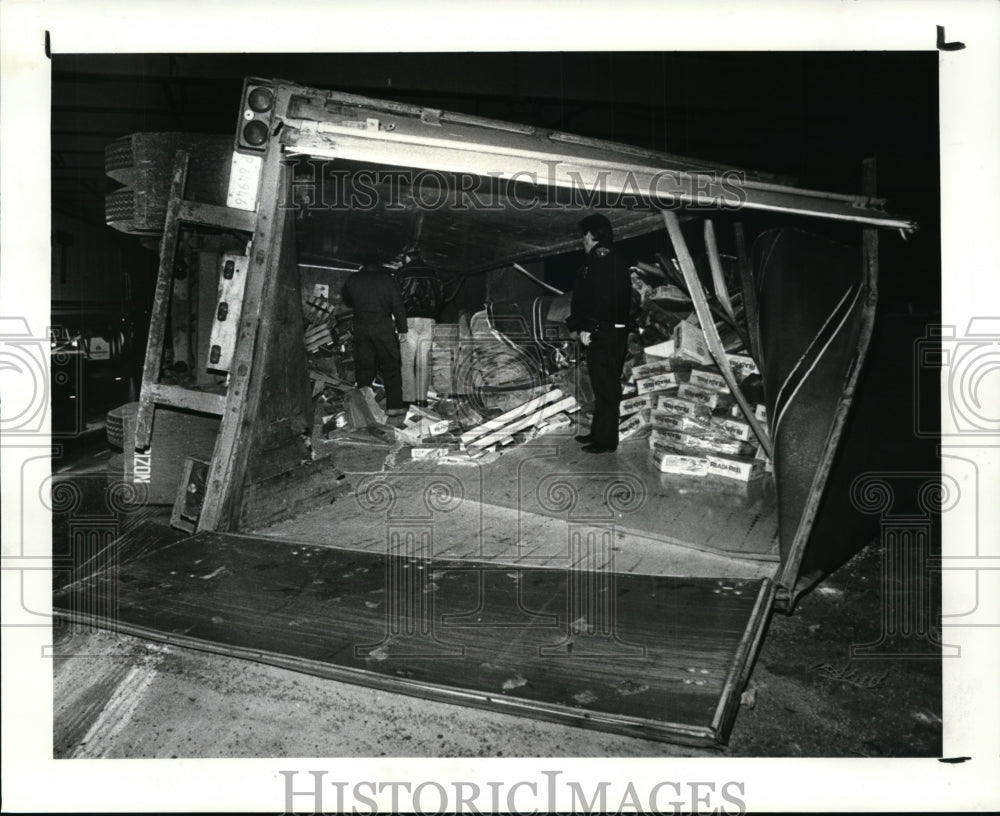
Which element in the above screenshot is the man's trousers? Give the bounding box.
[585,327,629,448]
[400,316,435,402]
[353,321,404,410]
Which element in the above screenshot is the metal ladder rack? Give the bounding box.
[133,151,257,452]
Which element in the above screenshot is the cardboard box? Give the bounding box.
[411,447,452,461]
[651,446,709,476]
[619,410,652,441]
[650,427,752,456]
[707,454,765,482]
[755,444,774,473]
[651,410,708,433]
[655,395,712,420]
[647,284,689,301]
[711,415,753,442]
[642,339,675,359]
[620,393,654,416]
[755,403,768,422]
[405,417,452,439]
[541,412,573,432]
[636,372,678,395]
[727,354,760,381]
[689,368,730,393]
[677,382,722,409]
[631,360,676,381]
[673,320,713,365]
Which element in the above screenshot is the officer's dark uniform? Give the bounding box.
[566,234,632,451]
[341,264,408,411]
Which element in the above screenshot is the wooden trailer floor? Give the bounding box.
[280,434,779,571]
[53,526,774,746]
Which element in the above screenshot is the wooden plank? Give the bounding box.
[176,199,257,233]
[704,220,736,323]
[198,90,314,529]
[733,222,762,367]
[197,104,290,532]
[195,252,222,386]
[459,388,564,444]
[134,151,188,451]
[147,383,226,416]
[662,212,772,458]
[467,394,578,449]
[238,457,351,529]
[52,527,772,746]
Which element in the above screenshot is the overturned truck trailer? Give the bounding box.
[57,78,916,747]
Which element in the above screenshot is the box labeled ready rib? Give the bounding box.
[620,393,654,416]
[652,427,753,456]
[727,354,760,381]
[707,454,765,482]
[677,382,723,409]
[619,409,652,440]
[651,410,708,433]
[652,447,710,476]
[711,415,753,442]
[689,368,730,393]
[655,395,712,420]
[631,359,677,381]
[636,372,678,395]
[411,447,453,461]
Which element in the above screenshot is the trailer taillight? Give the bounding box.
[242,120,269,147]
[247,87,273,113]
[235,78,276,153]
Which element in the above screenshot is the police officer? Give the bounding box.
[341,263,408,417]
[565,214,631,453]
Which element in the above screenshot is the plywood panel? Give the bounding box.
[385,439,779,560]
[53,527,772,745]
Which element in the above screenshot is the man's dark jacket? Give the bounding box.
[565,244,631,334]
[395,258,443,320]
[342,265,408,333]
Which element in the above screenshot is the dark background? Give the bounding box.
[51,52,941,573]
[51,51,940,308]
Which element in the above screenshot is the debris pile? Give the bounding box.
[304,296,581,462]
[301,251,772,484]
[620,257,772,483]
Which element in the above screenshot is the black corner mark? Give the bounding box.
[44,30,51,59]
[936,25,966,51]
[937,756,971,764]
